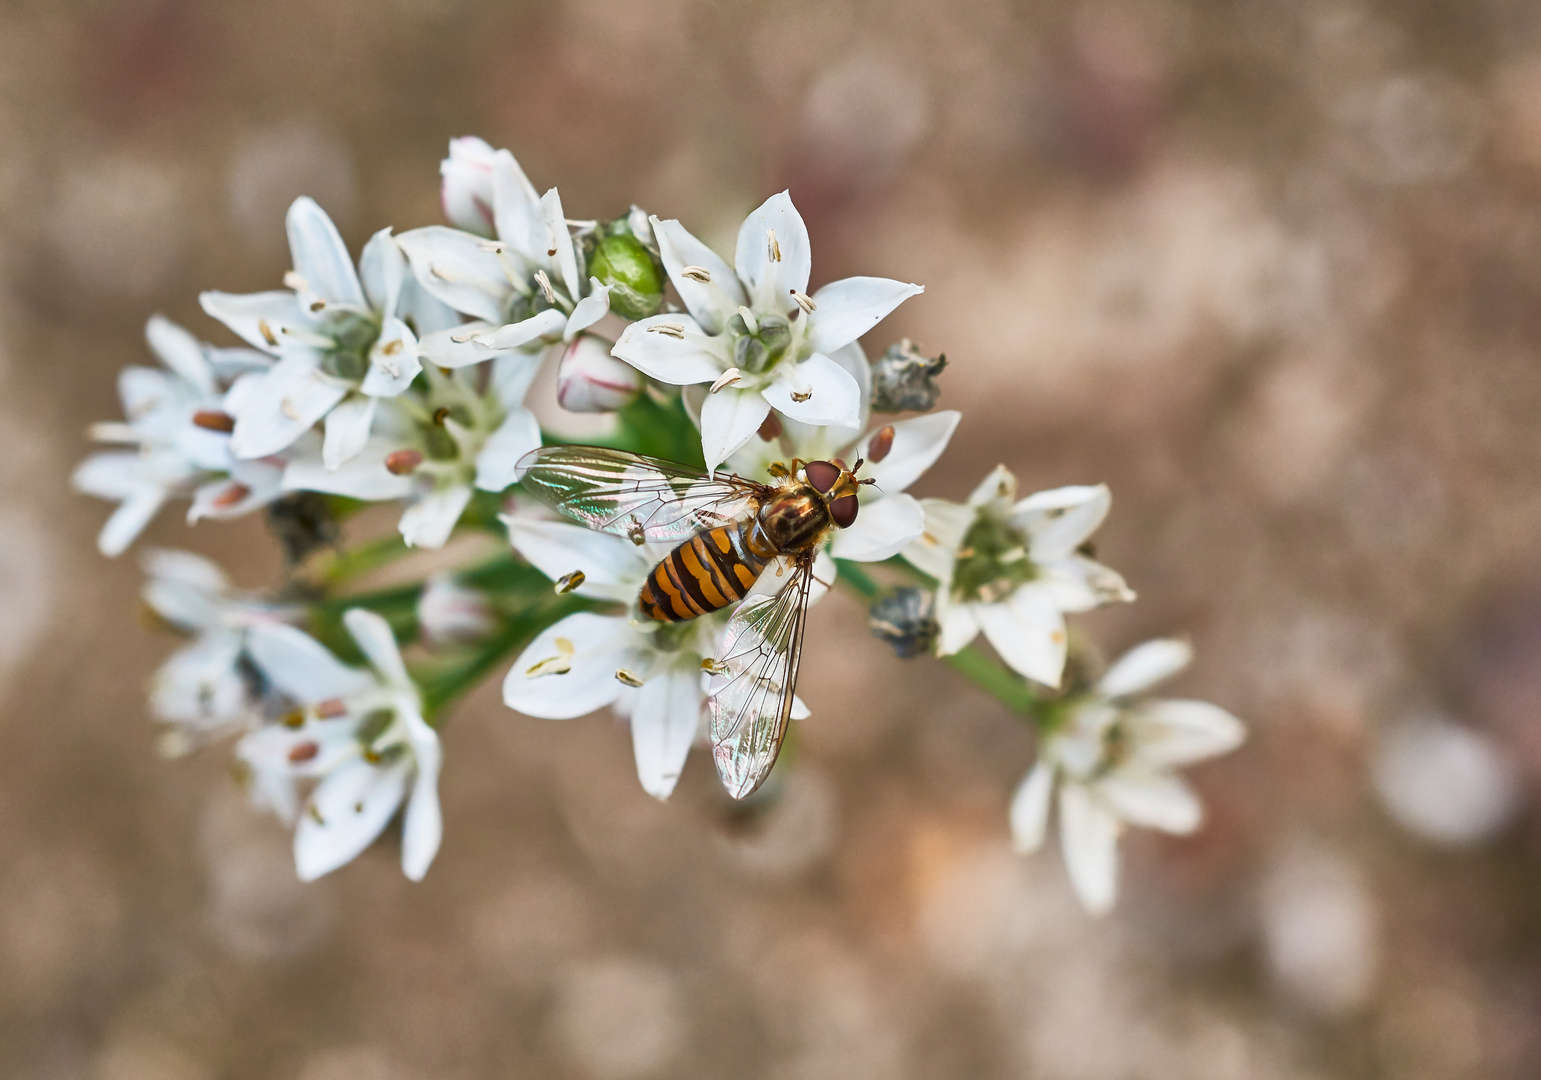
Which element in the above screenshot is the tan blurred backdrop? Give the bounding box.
[6,0,1541,1077]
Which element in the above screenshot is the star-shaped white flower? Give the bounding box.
[279,356,543,549]
[73,316,282,556]
[237,609,443,882]
[397,141,611,369]
[612,191,923,473]
[901,465,1133,687]
[1009,639,1245,915]
[140,548,297,751]
[201,197,459,466]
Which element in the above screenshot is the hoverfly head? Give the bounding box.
[804,458,866,529]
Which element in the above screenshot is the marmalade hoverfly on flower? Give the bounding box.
[515,445,874,798]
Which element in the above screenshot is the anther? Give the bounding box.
[283,271,309,292]
[281,398,300,420]
[534,270,557,304]
[790,289,816,313]
[314,698,348,718]
[192,410,236,433]
[525,636,575,678]
[647,322,685,340]
[790,389,812,403]
[681,265,712,283]
[430,263,457,282]
[451,328,480,343]
[381,339,403,356]
[282,709,306,728]
[258,319,278,347]
[767,228,781,263]
[867,424,895,463]
[384,448,424,475]
[710,368,743,394]
[554,570,586,594]
[212,483,251,509]
[287,741,320,763]
[432,407,450,426]
[615,668,644,687]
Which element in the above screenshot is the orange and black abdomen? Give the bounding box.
[639,521,775,623]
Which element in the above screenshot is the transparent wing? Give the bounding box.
[707,556,814,799]
[517,445,766,544]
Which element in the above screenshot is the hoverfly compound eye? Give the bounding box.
[804,460,840,493]
[830,494,859,528]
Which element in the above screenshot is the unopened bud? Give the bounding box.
[556,334,642,413]
[868,587,939,658]
[417,572,495,646]
[439,136,498,237]
[384,448,424,475]
[587,221,665,320]
[871,340,946,413]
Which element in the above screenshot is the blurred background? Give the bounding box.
[6,0,1541,1076]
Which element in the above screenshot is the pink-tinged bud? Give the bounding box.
[417,573,494,646]
[440,136,497,237]
[384,448,423,475]
[556,334,642,414]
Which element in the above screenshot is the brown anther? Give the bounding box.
[867,425,896,463]
[767,461,790,478]
[767,228,781,263]
[314,698,347,718]
[212,483,251,509]
[281,709,305,728]
[547,247,557,257]
[192,410,236,433]
[381,339,403,356]
[362,751,381,765]
[790,389,812,403]
[287,741,320,763]
[758,411,783,441]
[309,300,326,313]
[432,407,450,426]
[615,668,644,687]
[554,570,586,595]
[681,265,712,283]
[258,319,278,347]
[384,448,424,475]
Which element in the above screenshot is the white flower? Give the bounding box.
[279,356,543,549]
[141,548,297,750]
[611,191,923,473]
[397,141,611,369]
[417,572,495,646]
[73,315,282,556]
[201,197,459,465]
[237,609,442,882]
[556,333,642,413]
[1009,639,1245,915]
[501,514,718,800]
[901,465,1133,687]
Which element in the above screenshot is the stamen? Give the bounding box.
[430,263,457,282]
[258,319,278,347]
[867,424,895,463]
[681,265,712,283]
[308,804,325,824]
[309,300,326,313]
[192,410,236,433]
[534,269,556,304]
[287,741,320,763]
[525,636,576,678]
[737,306,760,335]
[283,271,309,292]
[282,709,305,728]
[281,398,300,420]
[647,322,686,340]
[476,240,506,253]
[381,339,403,356]
[451,328,481,343]
[384,448,424,475]
[790,389,812,403]
[999,547,1027,564]
[710,368,743,394]
[767,228,781,263]
[614,668,644,687]
[212,483,251,509]
[554,570,586,594]
[314,698,348,718]
[432,407,450,426]
[790,289,816,313]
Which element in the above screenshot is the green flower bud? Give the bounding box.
[589,231,665,321]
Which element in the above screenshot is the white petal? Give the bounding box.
[564,280,612,340]
[247,622,374,702]
[733,191,811,312]
[229,351,347,459]
[1100,769,1203,834]
[502,612,635,719]
[936,596,980,655]
[1014,484,1112,563]
[490,148,541,250]
[651,215,745,334]
[536,187,582,302]
[978,586,1067,687]
[1097,639,1193,698]
[807,276,924,355]
[557,334,641,413]
[400,485,473,549]
[98,491,166,557]
[611,314,727,385]
[478,308,567,352]
[360,317,422,396]
[281,438,414,501]
[358,227,405,316]
[198,290,309,355]
[187,468,284,523]
[286,197,364,308]
[762,353,861,427]
[415,322,508,368]
[968,464,1018,510]
[145,315,214,395]
[399,710,443,881]
[73,452,148,500]
[700,385,771,475]
[1010,760,1056,853]
[503,517,648,602]
[630,663,703,800]
[322,395,377,469]
[294,758,409,881]
[828,492,924,561]
[141,547,228,610]
[1131,700,1246,766]
[441,138,498,235]
[1059,784,1120,916]
[856,410,961,495]
[476,407,542,491]
[491,352,543,409]
[396,226,511,323]
[343,607,412,690]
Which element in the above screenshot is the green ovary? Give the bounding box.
[950,514,1035,604]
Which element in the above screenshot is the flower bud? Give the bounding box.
[871,339,947,413]
[868,587,939,658]
[557,334,642,413]
[586,217,665,321]
[417,573,495,646]
[439,136,497,237]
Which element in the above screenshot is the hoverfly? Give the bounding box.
[516,445,874,798]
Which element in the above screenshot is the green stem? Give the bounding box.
[319,534,410,585]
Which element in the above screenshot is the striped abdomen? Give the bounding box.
[639,519,777,622]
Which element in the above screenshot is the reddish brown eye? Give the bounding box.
[804,460,840,493]
[830,494,859,528]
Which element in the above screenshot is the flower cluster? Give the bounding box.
[77,137,1243,912]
